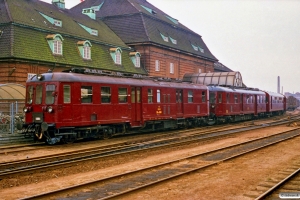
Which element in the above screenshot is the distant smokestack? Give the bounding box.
[277,76,280,93]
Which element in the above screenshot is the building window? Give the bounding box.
[101,87,111,103]
[188,91,193,103]
[77,41,92,60]
[130,52,141,68]
[81,86,93,103]
[110,48,122,65]
[118,88,127,103]
[170,63,174,74]
[155,60,160,71]
[46,34,64,55]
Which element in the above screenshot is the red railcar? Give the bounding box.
[21,71,209,144]
[264,91,286,115]
[207,86,267,124]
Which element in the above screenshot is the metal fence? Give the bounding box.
[0,102,25,134]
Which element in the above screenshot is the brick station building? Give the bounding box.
[0,0,223,86]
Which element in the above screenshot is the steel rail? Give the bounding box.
[19,128,300,200]
[255,168,300,200]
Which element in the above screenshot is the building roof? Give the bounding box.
[0,0,147,75]
[71,0,218,62]
[214,62,233,72]
[0,83,25,101]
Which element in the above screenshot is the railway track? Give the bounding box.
[0,117,295,179]
[254,163,300,200]
[19,128,300,199]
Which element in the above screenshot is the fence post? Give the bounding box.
[10,102,14,134]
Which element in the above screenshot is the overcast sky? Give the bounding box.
[41,0,300,93]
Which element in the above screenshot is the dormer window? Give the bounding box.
[77,41,92,60]
[191,44,204,53]
[110,47,122,65]
[140,5,157,14]
[46,34,64,55]
[39,12,62,27]
[166,16,179,25]
[129,52,141,68]
[160,33,169,42]
[169,36,177,45]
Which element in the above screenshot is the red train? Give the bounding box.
[19,70,286,144]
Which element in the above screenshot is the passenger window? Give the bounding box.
[157,90,161,103]
[81,86,93,103]
[148,89,153,103]
[46,85,56,104]
[202,91,206,103]
[118,88,127,103]
[218,93,222,103]
[101,87,111,103]
[63,85,71,103]
[35,85,43,105]
[188,91,193,103]
[226,93,230,103]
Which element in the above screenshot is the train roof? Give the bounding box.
[27,72,208,90]
[264,91,285,98]
[207,85,265,95]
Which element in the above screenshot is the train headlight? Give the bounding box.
[23,106,31,113]
[47,106,53,113]
[37,74,44,81]
[23,106,28,113]
[211,105,215,108]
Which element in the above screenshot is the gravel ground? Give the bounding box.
[1,123,299,199]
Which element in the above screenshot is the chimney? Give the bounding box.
[277,76,280,93]
[52,0,65,9]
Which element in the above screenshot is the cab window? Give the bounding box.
[46,85,56,104]
[35,85,43,104]
[63,85,71,103]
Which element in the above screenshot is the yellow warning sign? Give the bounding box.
[156,106,162,115]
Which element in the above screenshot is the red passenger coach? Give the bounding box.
[264,91,286,115]
[20,71,209,144]
[207,86,267,124]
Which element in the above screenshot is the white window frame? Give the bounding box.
[83,45,91,59]
[170,63,174,74]
[116,50,121,65]
[155,60,160,71]
[53,39,62,55]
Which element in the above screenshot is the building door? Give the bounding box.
[130,87,142,126]
[176,89,183,117]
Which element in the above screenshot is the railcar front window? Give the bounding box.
[101,87,111,103]
[46,85,56,104]
[81,86,93,103]
[27,86,33,104]
[35,85,43,104]
[157,90,161,103]
[64,85,71,103]
[119,88,127,103]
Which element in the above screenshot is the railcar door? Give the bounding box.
[130,87,142,126]
[59,83,73,126]
[176,89,183,117]
[254,95,258,115]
